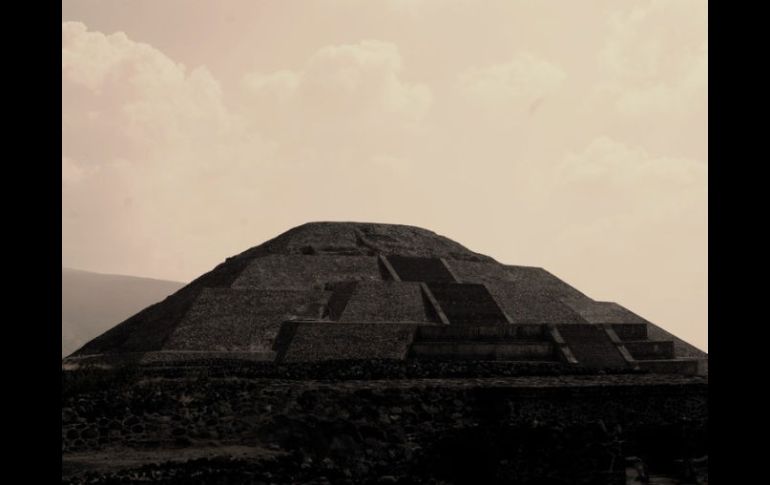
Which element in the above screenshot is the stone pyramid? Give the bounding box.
[64,222,707,374]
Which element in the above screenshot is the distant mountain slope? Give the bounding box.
[62,268,185,357]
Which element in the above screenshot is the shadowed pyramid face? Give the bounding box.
[65,222,706,373]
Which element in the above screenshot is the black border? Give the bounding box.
[10,1,62,482]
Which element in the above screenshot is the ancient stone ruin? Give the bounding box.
[61,222,708,484]
[63,222,706,374]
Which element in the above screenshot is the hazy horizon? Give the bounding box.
[62,1,707,350]
[61,267,185,357]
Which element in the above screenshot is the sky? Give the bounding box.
[62,0,708,351]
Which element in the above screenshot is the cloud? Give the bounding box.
[457,53,565,108]
[241,40,431,158]
[528,136,704,227]
[62,21,277,278]
[62,21,234,161]
[242,39,431,115]
[556,136,706,192]
[61,19,272,176]
[596,1,707,118]
[612,42,707,117]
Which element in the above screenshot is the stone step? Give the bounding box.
[387,256,456,283]
[415,324,545,341]
[624,340,675,360]
[636,358,702,375]
[611,323,648,340]
[556,324,629,368]
[410,341,556,361]
[302,245,364,255]
[428,283,509,325]
[324,281,358,320]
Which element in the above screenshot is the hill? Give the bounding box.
[62,267,184,357]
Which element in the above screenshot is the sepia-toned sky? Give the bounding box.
[62,0,708,351]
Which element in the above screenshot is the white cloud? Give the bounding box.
[557,136,706,189]
[62,22,277,279]
[597,1,707,118]
[613,42,707,117]
[457,53,565,108]
[242,70,300,104]
[547,135,707,224]
[63,21,232,157]
[300,40,430,119]
[241,40,431,158]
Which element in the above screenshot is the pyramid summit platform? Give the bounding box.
[63,221,707,375]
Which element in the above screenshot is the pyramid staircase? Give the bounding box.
[426,282,511,325]
[553,324,629,368]
[408,321,700,373]
[610,323,701,374]
[376,255,701,373]
[383,256,547,362]
[409,324,557,361]
[384,255,458,283]
[381,255,511,325]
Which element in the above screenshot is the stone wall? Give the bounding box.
[62,370,707,484]
[280,324,419,362]
[165,288,331,352]
[232,255,384,290]
[338,282,436,323]
[486,281,588,324]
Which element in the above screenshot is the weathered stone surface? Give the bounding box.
[486,281,588,324]
[63,221,706,374]
[338,281,436,323]
[165,288,330,352]
[61,370,707,484]
[232,255,384,290]
[280,323,418,362]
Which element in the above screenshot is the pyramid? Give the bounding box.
[64,222,707,374]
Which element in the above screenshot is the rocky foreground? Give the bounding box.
[61,362,707,484]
